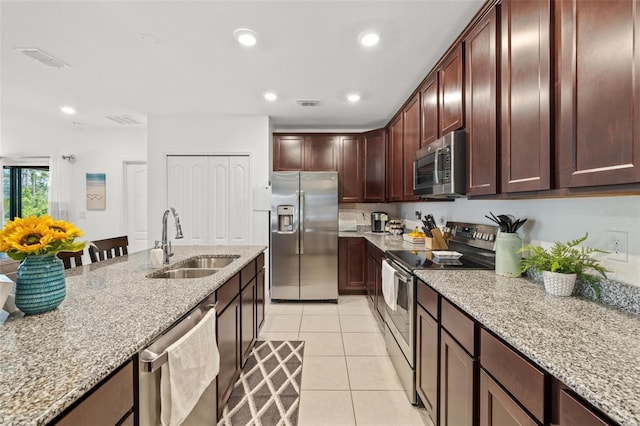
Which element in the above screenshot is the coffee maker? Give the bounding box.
[370,212,389,233]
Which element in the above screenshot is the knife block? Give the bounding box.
[425,228,448,250]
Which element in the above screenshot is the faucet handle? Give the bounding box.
[154,240,161,249]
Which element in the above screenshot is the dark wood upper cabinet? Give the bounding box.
[439,44,465,135]
[305,135,338,171]
[339,136,363,202]
[388,115,404,201]
[274,135,304,171]
[421,72,439,147]
[556,0,640,187]
[465,6,498,196]
[363,129,386,202]
[501,0,552,193]
[403,95,420,200]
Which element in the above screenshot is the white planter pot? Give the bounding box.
[542,271,577,297]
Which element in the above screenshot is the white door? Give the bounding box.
[167,156,209,246]
[167,155,250,246]
[124,162,148,253]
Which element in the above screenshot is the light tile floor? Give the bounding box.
[259,295,432,426]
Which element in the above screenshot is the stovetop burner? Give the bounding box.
[387,249,492,270]
[386,221,499,271]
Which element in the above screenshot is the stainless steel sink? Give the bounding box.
[179,256,238,269]
[149,268,218,279]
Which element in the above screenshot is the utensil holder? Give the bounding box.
[495,232,522,277]
[425,228,448,250]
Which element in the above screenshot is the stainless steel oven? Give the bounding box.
[381,258,416,404]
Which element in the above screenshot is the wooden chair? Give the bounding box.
[88,236,129,263]
[57,250,84,269]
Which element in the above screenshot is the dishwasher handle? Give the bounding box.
[139,300,217,373]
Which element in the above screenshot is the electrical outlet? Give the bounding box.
[607,230,628,262]
[415,211,422,220]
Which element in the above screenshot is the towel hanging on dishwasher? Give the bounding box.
[161,307,219,426]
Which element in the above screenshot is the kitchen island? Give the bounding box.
[0,245,266,426]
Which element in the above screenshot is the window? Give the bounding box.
[2,166,50,223]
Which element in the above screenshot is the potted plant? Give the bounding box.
[518,233,608,298]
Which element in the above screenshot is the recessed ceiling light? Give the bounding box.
[358,31,380,47]
[60,106,76,115]
[264,92,278,101]
[347,94,361,102]
[234,29,258,47]
[140,33,160,44]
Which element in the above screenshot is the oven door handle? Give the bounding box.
[387,259,413,282]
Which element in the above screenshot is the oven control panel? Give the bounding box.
[444,221,499,251]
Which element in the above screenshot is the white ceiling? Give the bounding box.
[0,0,484,132]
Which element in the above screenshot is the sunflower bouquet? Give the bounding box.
[0,215,87,261]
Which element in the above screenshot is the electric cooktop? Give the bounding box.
[386,221,499,271]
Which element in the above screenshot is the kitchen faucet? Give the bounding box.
[159,207,184,264]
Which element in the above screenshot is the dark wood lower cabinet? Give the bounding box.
[440,329,475,426]
[338,237,366,295]
[217,295,240,419]
[241,277,257,363]
[480,370,537,426]
[559,390,610,426]
[417,305,439,425]
[54,361,133,426]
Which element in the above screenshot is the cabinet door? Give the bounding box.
[465,7,498,196]
[274,135,304,171]
[305,135,338,171]
[256,268,265,332]
[241,278,256,363]
[480,370,537,426]
[403,95,420,200]
[388,115,404,201]
[421,72,439,146]
[339,136,363,202]
[339,238,366,294]
[501,0,551,193]
[559,389,610,426]
[557,0,640,187]
[417,305,439,425]
[439,44,465,135]
[440,330,475,426]
[363,130,386,202]
[217,297,240,418]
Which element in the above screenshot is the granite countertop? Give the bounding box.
[360,232,640,425]
[339,229,426,251]
[0,245,266,426]
[413,269,640,426]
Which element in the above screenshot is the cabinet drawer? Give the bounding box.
[257,253,265,270]
[55,361,133,426]
[241,260,257,289]
[560,389,610,426]
[216,274,240,312]
[441,298,476,355]
[480,329,545,423]
[417,280,439,319]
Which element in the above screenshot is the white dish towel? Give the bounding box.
[161,307,219,426]
[381,260,397,311]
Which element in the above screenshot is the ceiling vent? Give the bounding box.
[15,48,69,68]
[296,99,320,107]
[105,115,141,125]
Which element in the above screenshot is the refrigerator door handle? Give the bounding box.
[295,191,300,254]
[299,190,305,254]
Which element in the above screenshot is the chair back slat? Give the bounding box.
[57,250,84,269]
[89,236,129,263]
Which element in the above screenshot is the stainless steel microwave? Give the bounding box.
[413,130,466,198]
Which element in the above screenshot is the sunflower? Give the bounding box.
[0,215,87,260]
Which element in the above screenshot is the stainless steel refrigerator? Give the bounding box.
[270,171,338,301]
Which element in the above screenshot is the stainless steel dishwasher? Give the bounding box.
[138,293,218,426]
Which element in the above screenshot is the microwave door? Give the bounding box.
[415,154,437,190]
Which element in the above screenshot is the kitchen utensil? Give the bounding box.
[422,226,433,238]
[426,214,437,229]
